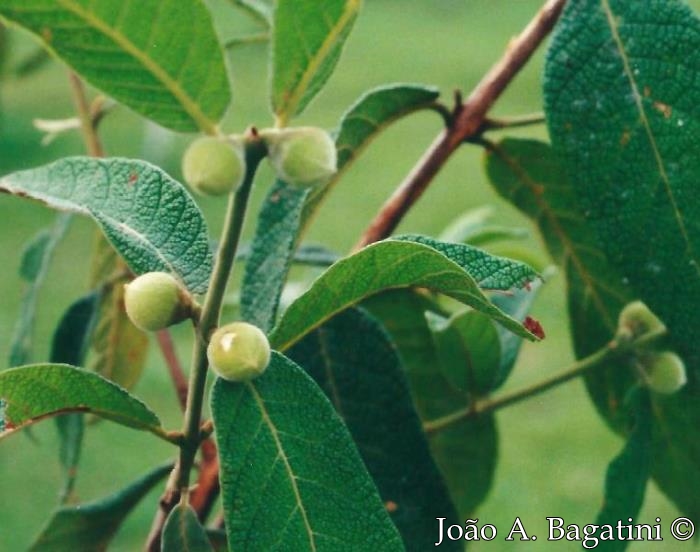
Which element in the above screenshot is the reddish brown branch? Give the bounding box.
[156,330,189,411]
[189,438,221,520]
[353,0,566,249]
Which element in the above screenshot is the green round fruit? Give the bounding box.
[124,272,191,332]
[264,127,337,186]
[182,136,245,196]
[207,322,271,382]
[617,300,665,338]
[645,351,687,394]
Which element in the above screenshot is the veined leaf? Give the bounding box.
[594,388,652,552]
[0,364,163,438]
[289,308,460,551]
[88,238,148,390]
[211,352,403,551]
[484,138,700,522]
[0,0,230,132]
[303,84,440,226]
[0,157,213,294]
[272,0,361,122]
[544,0,700,366]
[162,504,214,552]
[240,182,310,332]
[8,213,70,367]
[270,238,540,351]
[363,290,499,517]
[29,463,172,552]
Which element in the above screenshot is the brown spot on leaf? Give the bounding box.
[620,130,631,147]
[41,27,52,42]
[128,172,139,185]
[653,101,672,119]
[385,500,398,513]
[643,86,651,98]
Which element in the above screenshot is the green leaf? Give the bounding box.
[0,364,163,438]
[303,84,440,225]
[288,307,460,551]
[9,214,70,367]
[29,463,172,552]
[162,503,214,552]
[270,238,539,351]
[544,0,700,365]
[363,290,499,517]
[484,138,700,522]
[50,292,101,504]
[240,182,310,332]
[88,239,149,389]
[227,0,272,26]
[211,352,403,552]
[0,157,213,294]
[484,138,635,412]
[426,310,501,396]
[594,388,652,551]
[0,0,230,132]
[439,207,528,247]
[271,0,361,122]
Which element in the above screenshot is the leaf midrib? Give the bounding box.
[247,381,317,551]
[58,0,217,134]
[275,0,360,123]
[600,0,700,279]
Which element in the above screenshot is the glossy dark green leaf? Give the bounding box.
[161,503,214,552]
[288,307,460,551]
[304,84,441,226]
[0,157,213,294]
[484,138,700,522]
[270,238,540,352]
[364,290,498,517]
[0,364,163,438]
[240,181,310,332]
[0,0,230,132]
[9,214,70,367]
[211,352,403,551]
[545,0,700,365]
[594,388,652,551]
[29,463,172,552]
[51,292,101,504]
[271,0,361,122]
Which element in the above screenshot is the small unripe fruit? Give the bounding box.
[124,272,192,332]
[207,322,271,382]
[617,300,665,338]
[182,136,245,196]
[644,351,687,394]
[264,127,337,186]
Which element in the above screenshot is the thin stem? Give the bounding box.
[353,0,565,249]
[156,330,188,411]
[480,112,546,132]
[146,135,267,551]
[68,72,104,157]
[174,138,266,492]
[423,327,668,435]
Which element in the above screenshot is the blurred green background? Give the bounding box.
[0,1,697,550]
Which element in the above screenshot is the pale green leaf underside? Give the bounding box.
[544,0,700,363]
[0,364,162,437]
[211,352,403,552]
[29,463,172,552]
[0,157,213,294]
[270,239,538,351]
[0,0,230,132]
[272,0,361,122]
[303,84,440,223]
[162,504,214,552]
